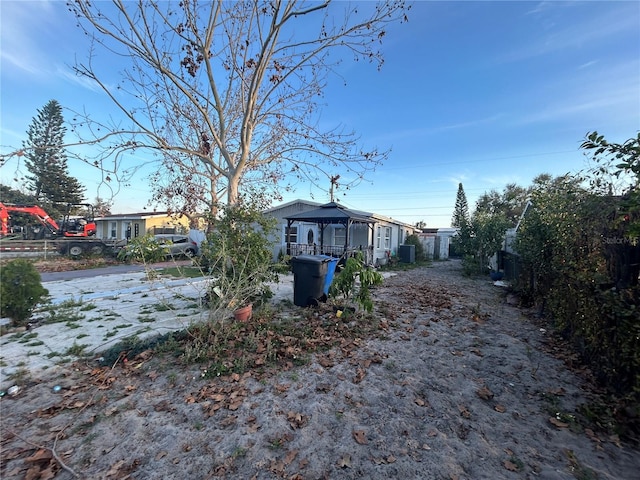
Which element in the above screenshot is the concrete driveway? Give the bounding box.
[0,268,294,388]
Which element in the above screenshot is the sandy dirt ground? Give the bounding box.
[1,260,639,479]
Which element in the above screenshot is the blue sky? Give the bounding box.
[1,1,638,227]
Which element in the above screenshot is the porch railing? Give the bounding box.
[285,244,373,265]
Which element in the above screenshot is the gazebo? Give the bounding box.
[284,202,376,263]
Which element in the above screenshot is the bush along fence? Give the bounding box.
[514,133,640,406]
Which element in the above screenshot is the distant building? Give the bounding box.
[264,199,417,265]
[94,211,190,240]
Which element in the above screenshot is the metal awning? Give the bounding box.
[284,202,375,255]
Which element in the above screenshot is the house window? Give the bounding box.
[307,229,314,244]
[334,227,346,246]
[376,227,381,249]
[110,222,117,239]
[124,222,131,240]
[384,227,391,249]
[285,226,298,243]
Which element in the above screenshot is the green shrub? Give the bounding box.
[330,251,383,312]
[0,259,49,326]
[117,234,168,263]
[404,234,425,261]
[200,203,277,312]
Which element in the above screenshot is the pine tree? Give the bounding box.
[23,100,85,205]
[451,183,470,228]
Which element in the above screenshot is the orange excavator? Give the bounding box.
[0,202,97,239]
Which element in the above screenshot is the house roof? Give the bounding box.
[263,199,322,214]
[284,202,375,225]
[95,211,175,221]
[368,213,417,230]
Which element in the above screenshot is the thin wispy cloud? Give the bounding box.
[56,67,103,93]
[377,114,504,144]
[578,60,598,70]
[0,1,59,75]
[513,68,639,127]
[498,4,638,64]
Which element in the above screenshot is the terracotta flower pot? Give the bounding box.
[233,304,253,322]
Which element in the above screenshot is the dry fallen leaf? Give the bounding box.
[458,405,472,419]
[547,387,566,396]
[283,449,298,465]
[337,454,351,468]
[220,415,238,428]
[287,411,308,429]
[549,417,569,428]
[353,368,366,384]
[352,430,368,445]
[476,386,494,400]
[274,383,290,393]
[494,404,507,413]
[503,460,519,472]
[25,449,53,463]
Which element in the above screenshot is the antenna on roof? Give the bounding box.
[329,175,340,202]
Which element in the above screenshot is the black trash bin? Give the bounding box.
[291,255,329,307]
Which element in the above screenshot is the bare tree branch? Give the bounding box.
[62,0,409,213]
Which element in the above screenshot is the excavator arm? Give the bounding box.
[0,202,60,237]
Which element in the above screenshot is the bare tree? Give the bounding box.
[65,0,410,214]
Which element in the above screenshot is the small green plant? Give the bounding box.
[41,299,86,324]
[154,303,173,312]
[0,259,49,326]
[158,266,206,278]
[231,446,247,459]
[268,438,284,450]
[329,252,383,312]
[17,332,38,343]
[8,366,31,384]
[66,342,89,356]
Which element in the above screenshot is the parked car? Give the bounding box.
[153,234,199,258]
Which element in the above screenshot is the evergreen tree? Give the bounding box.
[451,183,470,228]
[23,100,85,205]
[0,184,36,204]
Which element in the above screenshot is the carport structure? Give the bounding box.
[284,202,376,264]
